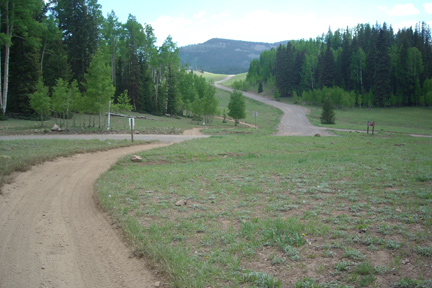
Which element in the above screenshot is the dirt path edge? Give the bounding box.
[0,144,169,288]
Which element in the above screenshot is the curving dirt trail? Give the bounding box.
[215,76,333,136]
[0,144,169,288]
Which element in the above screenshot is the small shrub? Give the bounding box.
[320,96,335,124]
[416,246,432,257]
[394,278,432,288]
[237,270,281,288]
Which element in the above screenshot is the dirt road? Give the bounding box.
[215,76,333,136]
[0,144,169,288]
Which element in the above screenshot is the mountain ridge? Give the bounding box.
[179,38,288,74]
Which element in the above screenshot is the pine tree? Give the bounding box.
[321,44,335,87]
[320,96,335,124]
[258,81,263,93]
[374,25,392,106]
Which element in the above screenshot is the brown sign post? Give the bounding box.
[367,121,375,135]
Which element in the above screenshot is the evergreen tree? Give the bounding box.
[258,81,263,93]
[321,44,335,87]
[55,0,103,84]
[320,96,335,124]
[340,29,352,90]
[8,35,41,115]
[374,26,392,106]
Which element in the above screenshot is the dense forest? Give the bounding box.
[0,0,218,123]
[246,22,432,107]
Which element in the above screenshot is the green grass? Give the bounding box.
[220,73,247,87]
[194,71,229,83]
[211,89,282,135]
[0,139,139,194]
[96,132,432,287]
[0,88,281,137]
[307,106,432,135]
[0,112,203,136]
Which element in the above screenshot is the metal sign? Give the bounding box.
[129,118,135,129]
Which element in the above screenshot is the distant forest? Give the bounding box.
[247,22,432,107]
[0,0,217,121]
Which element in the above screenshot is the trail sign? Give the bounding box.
[253,111,258,129]
[129,118,135,142]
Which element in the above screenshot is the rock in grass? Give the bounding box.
[175,199,188,206]
[131,155,142,162]
[51,124,61,131]
[314,133,321,137]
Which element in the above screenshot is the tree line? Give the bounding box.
[0,0,218,124]
[246,22,432,107]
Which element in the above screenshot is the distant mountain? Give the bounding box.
[179,38,288,74]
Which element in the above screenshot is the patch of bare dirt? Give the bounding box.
[0,144,169,288]
[183,127,204,136]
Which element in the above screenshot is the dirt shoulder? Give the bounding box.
[0,144,168,288]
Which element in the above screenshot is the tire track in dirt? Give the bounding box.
[0,144,169,288]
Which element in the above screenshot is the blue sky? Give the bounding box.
[97,0,432,47]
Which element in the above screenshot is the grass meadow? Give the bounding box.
[95,88,432,287]
[307,106,432,136]
[1,75,432,287]
[96,132,432,287]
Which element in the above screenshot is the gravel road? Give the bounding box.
[0,144,172,288]
[215,76,333,136]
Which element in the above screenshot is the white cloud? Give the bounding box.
[392,20,421,32]
[424,2,432,14]
[151,9,364,47]
[194,11,206,19]
[380,3,420,16]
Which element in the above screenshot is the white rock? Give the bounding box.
[131,155,142,162]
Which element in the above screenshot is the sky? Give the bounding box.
[97,0,432,47]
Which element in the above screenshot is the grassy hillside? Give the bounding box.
[95,90,432,287]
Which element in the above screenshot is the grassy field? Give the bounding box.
[1,76,432,286]
[0,139,139,194]
[0,112,201,136]
[211,89,282,136]
[97,132,432,287]
[307,106,432,136]
[195,71,229,83]
[221,73,247,87]
[95,87,432,287]
[0,88,281,137]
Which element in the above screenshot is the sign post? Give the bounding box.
[107,101,111,130]
[367,121,375,135]
[253,111,258,129]
[129,117,135,142]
